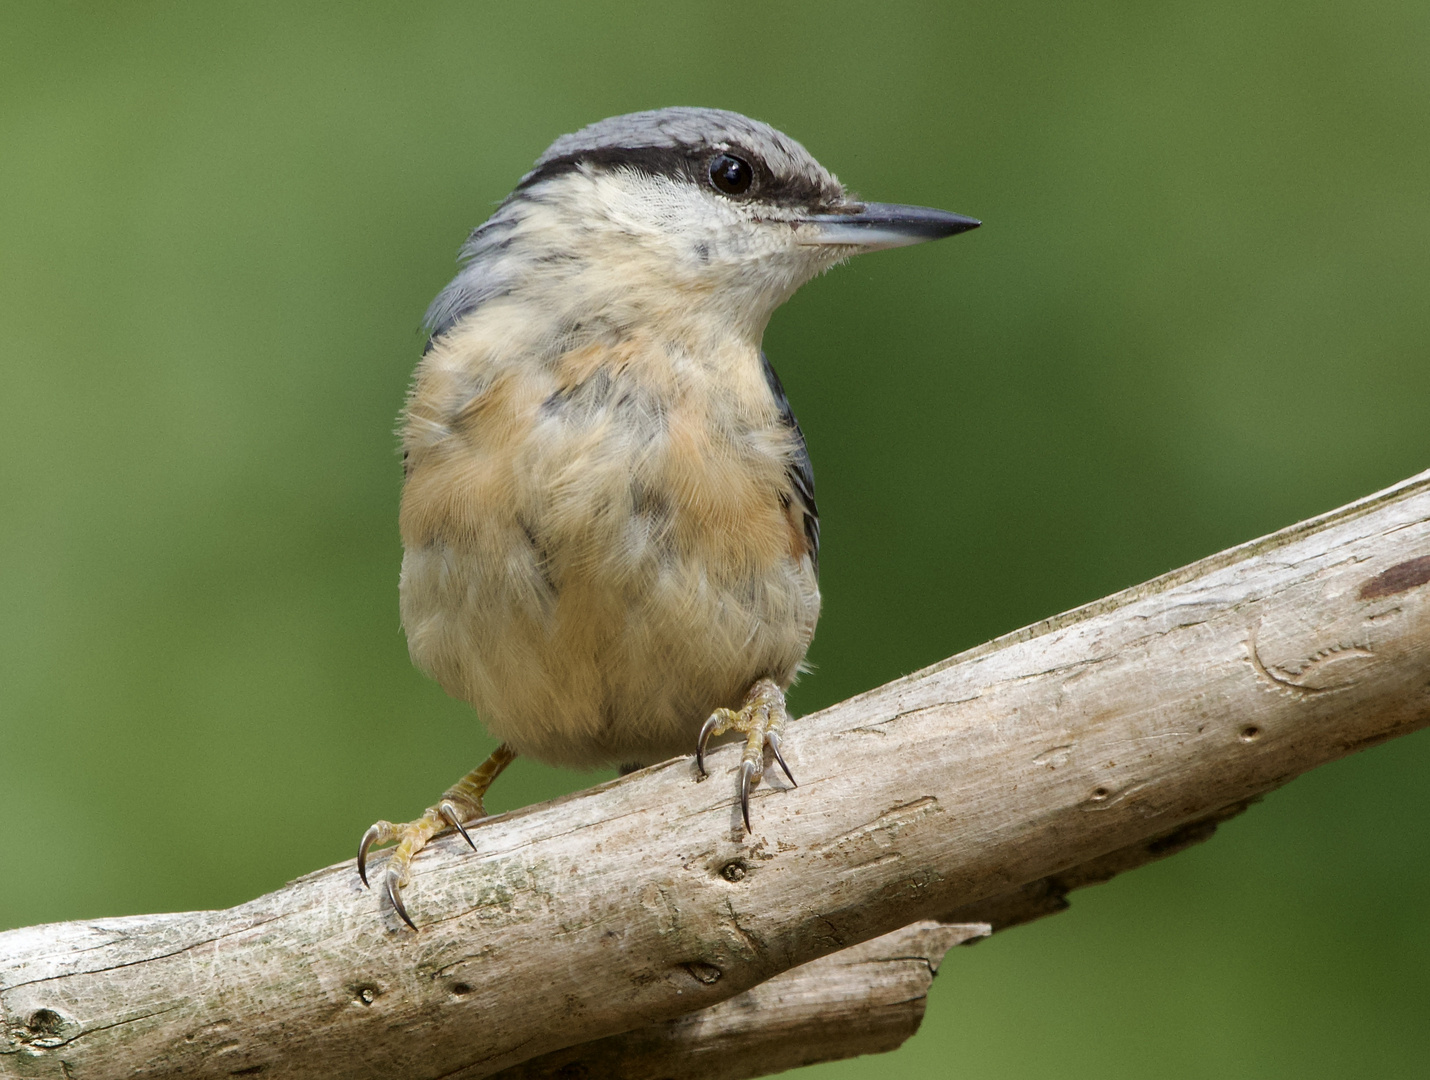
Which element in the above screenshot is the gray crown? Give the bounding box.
[534,108,830,182]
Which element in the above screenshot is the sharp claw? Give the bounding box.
[696,713,720,776]
[385,868,416,931]
[739,761,755,833]
[439,801,477,851]
[358,824,381,888]
[767,732,797,787]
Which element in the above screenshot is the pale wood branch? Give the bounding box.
[496,921,990,1080]
[3,468,1428,1080]
[503,797,1253,1079]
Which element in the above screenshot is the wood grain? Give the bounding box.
[496,921,989,1080]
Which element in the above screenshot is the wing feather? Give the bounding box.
[760,351,819,574]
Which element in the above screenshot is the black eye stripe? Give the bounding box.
[514,144,842,209]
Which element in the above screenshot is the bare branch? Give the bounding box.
[3,468,1428,1080]
[496,921,990,1080]
[505,798,1253,1078]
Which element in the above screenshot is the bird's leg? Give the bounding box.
[358,743,516,929]
[696,678,797,832]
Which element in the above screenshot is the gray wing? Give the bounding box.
[760,351,819,574]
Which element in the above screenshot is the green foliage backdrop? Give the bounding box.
[2,2,1427,1076]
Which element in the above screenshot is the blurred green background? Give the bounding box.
[2,1,1428,1076]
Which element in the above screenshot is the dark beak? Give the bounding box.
[796,202,981,251]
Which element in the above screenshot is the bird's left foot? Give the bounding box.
[697,677,797,832]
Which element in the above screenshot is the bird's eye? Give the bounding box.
[709,153,754,196]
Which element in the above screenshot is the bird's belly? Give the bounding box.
[398,419,819,769]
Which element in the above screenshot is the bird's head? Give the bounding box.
[426,108,979,347]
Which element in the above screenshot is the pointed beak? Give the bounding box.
[795,202,981,251]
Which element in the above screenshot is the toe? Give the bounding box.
[739,760,757,832]
[438,801,477,851]
[358,821,394,888]
[767,731,797,787]
[383,866,416,931]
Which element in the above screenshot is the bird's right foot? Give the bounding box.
[696,678,797,832]
[358,743,515,929]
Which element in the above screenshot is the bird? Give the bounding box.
[358,107,979,928]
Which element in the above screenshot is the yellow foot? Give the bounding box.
[696,678,797,832]
[357,743,515,930]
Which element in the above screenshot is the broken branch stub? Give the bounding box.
[494,921,990,1080]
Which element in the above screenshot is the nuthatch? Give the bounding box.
[358,107,978,927]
